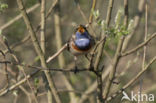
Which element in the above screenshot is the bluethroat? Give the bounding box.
[68,25,95,73]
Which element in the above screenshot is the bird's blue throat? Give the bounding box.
[75,39,90,50]
[75,31,91,50]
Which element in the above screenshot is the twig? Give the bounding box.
[124,0,128,28]
[3,35,30,54]
[1,35,39,103]
[106,56,156,102]
[0,60,90,72]
[0,3,40,30]
[89,0,97,23]
[40,1,53,103]
[36,0,58,31]
[19,85,32,103]
[103,0,129,99]
[121,32,156,56]
[96,69,103,103]
[105,0,115,27]
[16,0,62,103]
[102,1,128,100]
[46,0,58,19]
[122,0,146,51]
[0,60,95,97]
[0,69,40,96]
[20,67,39,103]
[94,0,114,71]
[103,36,125,101]
[46,43,68,63]
[142,0,148,69]
[76,3,88,25]
[40,0,46,54]
[139,1,148,101]
[93,0,115,102]
[75,1,96,36]
[3,0,58,55]
[0,50,8,91]
[54,1,65,68]
[78,67,111,103]
[89,35,107,69]
[54,1,78,103]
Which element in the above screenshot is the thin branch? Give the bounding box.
[36,0,58,31]
[76,3,88,25]
[122,0,146,51]
[103,36,125,101]
[140,0,148,98]
[0,60,95,96]
[78,67,111,103]
[46,43,68,63]
[20,66,39,103]
[0,50,8,91]
[0,61,90,72]
[16,0,62,103]
[0,3,40,30]
[19,85,32,103]
[106,56,156,102]
[93,0,115,102]
[121,32,156,56]
[89,0,97,23]
[96,70,103,103]
[105,0,115,27]
[40,0,46,54]
[75,1,96,36]
[142,0,148,70]
[0,69,40,96]
[46,0,58,19]
[89,35,107,68]
[54,1,65,68]
[124,0,129,28]
[54,1,78,103]
[1,35,39,103]
[40,0,53,103]
[94,0,114,71]
[3,35,30,54]
[3,0,58,55]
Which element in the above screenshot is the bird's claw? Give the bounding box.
[74,66,78,74]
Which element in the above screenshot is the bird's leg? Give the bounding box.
[74,56,78,73]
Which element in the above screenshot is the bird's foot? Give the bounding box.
[74,66,78,74]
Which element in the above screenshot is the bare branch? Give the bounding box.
[122,0,146,51]
[107,56,156,102]
[0,69,40,96]
[121,32,156,56]
[40,0,46,54]
[89,0,97,23]
[46,43,68,63]
[103,36,125,101]
[0,3,40,30]
[16,0,62,103]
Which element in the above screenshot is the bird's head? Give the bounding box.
[75,25,89,39]
[76,25,86,34]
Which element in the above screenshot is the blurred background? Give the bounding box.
[0,0,156,103]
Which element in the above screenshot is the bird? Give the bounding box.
[68,25,95,73]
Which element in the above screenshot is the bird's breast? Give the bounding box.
[75,38,90,50]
